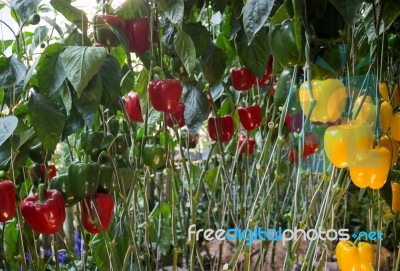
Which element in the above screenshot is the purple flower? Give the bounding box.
[58,251,67,265]
[24,252,31,265]
[43,249,52,258]
[74,231,82,256]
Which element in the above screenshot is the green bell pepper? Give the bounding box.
[143,144,167,170]
[49,174,82,206]
[269,19,304,67]
[274,68,302,114]
[81,131,105,156]
[98,164,114,194]
[67,162,100,198]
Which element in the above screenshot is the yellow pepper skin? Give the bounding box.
[299,79,347,123]
[379,135,398,165]
[324,119,374,168]
[335,240,375,271]
[391,112,400,141]
[379,82,389,102]
[392,182,400,213]
[393,84,399,107]
[349,146,391,189]
[352,96,376,126]
[380,101,393,133]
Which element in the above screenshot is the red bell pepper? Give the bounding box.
[123,17,152,54]
[256,55,273,87]
[40,163,57,182]
[148,79,183,113]
[238,105,262,131]
[81,193,114,234]
[237,135,256,155]
[21,184,66,234]
[94,15,125,47]
[0,180,16,222]
[231,67,256,91]
[123,91,143,122]
[166,103,185,128]
[303,133,319,157]
[285,113,305,132]
[208,115,235,142]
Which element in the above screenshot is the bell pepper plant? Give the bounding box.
[274,68,294,108]
[81,131,105,156]
[208,115,235,142]
[335,240,375,271]
[352,95,376,126]
[166,103,185,128]
[379,82,390,102]
[255,55,273,87]
[148,79,183,113]
[97,165,114,194]
[94,15,124,47]
[324,119,373,168]
[379,135,398,165]
[68,162,100,198]
[0,180,16,222]
[21,184,66,234]
[285,113,305,132]
[269,19,304,67]
[302,133,319,157]
[29,163,57,186]
[123,17,152,54]
[81,193,114,234]
[237,105,262,131]
[143,144,167,170]
[49,174,82,207]
[380,100,393,133]
[391,111,400,141]
[123,91,143,122]
[237,135,256,155]
[230,67,256,91]
[392,182,400,213]
[299,79,347,123]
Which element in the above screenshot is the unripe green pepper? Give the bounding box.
[143,144,167,170]
[67,162,100,198]
[97,165,114,194]
[49,174,82,206]
[81,131,105,156]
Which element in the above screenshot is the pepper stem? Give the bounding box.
[38,183,47,203]
[353,236,362,247]
[97,151,109,164]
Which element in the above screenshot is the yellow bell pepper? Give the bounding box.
[352,95,376,126]
[391,112,400,141]
[392,182,400,213]
[379,82,389,102]
[379,135,398,166]
[335,240,375,271]
[380,101,393,133]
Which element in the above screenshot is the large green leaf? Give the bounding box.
[243,0,274,43]
[329,0,363,24]
[28,92,66,151]
[30,26,48,55]
[200,43,227,86]
[382,0,400,31]
[174,30,196,77]
[158,0,184,25]
[61,46,107,98]
[0,55,27,88]
[115,0,149,19]
[10,0,40,23]
[37,43,65,96]
[0,139,11,170]
[183,23,211,57]
[99,55,121,113]
[236,27,269,77]
[0,116,18,147]
[74,74,102,127]
[4,219,19,271]
[183,83,209,135]
[50,0,88,33]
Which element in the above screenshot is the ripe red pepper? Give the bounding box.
[21,185,66,234]
[40,163,57,182]
[81,193,114,234]
[238,105,262,131]
[123,91,143,122]
[148,79,183,113]
[256,55,273,87]
[94,15,125,47]
[237,135,256,155]
[208,115,235,142]
[288,147,298,164]
[302,133,319,157]
[29,163,57,186]
[285,113,305,132]
[123,17,152,54]
[231,67,256,91]
[166,103,185,128]
[0,180,16,222]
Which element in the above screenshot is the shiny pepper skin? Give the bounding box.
[94,15,124,47]
[299,79,347,123]
[391,112,400,141]
[379,135,398,165]
[237,135,256,155]
[148,79,183,113]
[237,105,262,131]
[123,17,152,54]
[324,119,373,168]
[81,193,114,234]
[335,240,375,271]
[21,189,66,234]
[353,96,376,126]
[349,146,391,189]
[123,91,143,122]
[166,103,185,128]
[208,115,235,142]
[230,67,256,91]
[392,182,400,213]
[380,100,393,133]
[0,180,16,222]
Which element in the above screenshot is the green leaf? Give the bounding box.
[0,116,18,147]
[0,139,11,169]
[243,0,275,43]
[219,97,234,116]
[30,26,48,54]
[63,28,92,46]
[0,89,3,104]
[37,43,65,96]
[183,23,211,57]
[10,0,40,23]
[135,68,149,97]
[62,104,84,140]
[120,64,135,94]
[61,46,107,98]
[114,0,149,19]
[28,92,66,151]
[50,0,88,33]
[174,30,196,77]
[99,55,121,113]
[74,74,102,127]
[329,0,363,24]
[158,0,184,25]
[382,0,400,31]
[0,55,27,88]
[236,27,269,77]
[110,46,126,67]
[269,2,290,25]
[183,83,209,135]
[23,56,39,90]
[4,219,19,271]
[200,43,227,86]
[41,16,63,36]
